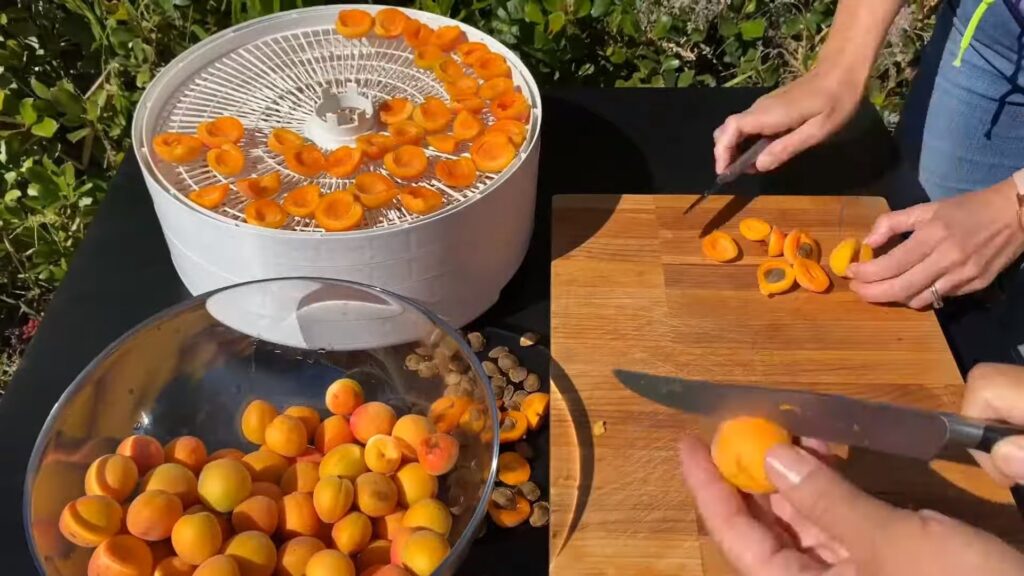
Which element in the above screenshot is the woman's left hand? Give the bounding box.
[849,178,1024,309]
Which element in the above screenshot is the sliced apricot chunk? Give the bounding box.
[479,78,514,101]
[388,120,425,146]
[268,128,305,155]
[189,183,230,210]
[454,41,489,63]
[451,111,483,141]
[315,190,364,231]
[373,7,407,38]
[793,258,831,293]
[435,157,476,187]
[739,217,772,241]
[473,53,511,79]
[449,96,486,115]
[430,26,465,51]
[237,172,282,200]
[383,145,429,180]
[284,144,326,178]
[488,495,530,528]
[783,230,820,264]
[766,226,785,257]
[433,58,465,83]
[399,186,444,216]
[859,243,874,263]
[336,9,373,39]
[491,92,530,122]
[245,199,288,229]
[499,411,528,443]
[756,261,795,297]
[207,143,246,177]
[470,133,515,172]
[197,116,245,148]
[402,19,434,49]
[497,452,530,485]
[153,132,204,164]
[354,173,399,208]
[413,45,446,69]
[380,98,414,125]
[712,416,791,494]
[829,237,874,278]
[356,133,396,161]
[701,231,739,263]
[326,146,362,178]
[486,120,528,148]
[425,134,458,154]
[411,97,452,133]
[282,184,322,218]
[443,77,478,99]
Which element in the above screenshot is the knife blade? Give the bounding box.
[684,137,775,216]
[613,369,1024,461]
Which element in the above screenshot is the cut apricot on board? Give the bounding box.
[450,95,486,115]
[326,146,362,178]
[336,9,373,38]
[435,157,477,187]
[499,411,528,443]
[497,452,530,486]
[455,41,489,63]
[268,128,305,155]
[783,230,820,264]
[701,231,739,262]
[488,495,530,528]
[711,416,791,494]
[284,144,326,178]
[739,217,772,241]
[315,191,364,231]
[412,97,453,133]
[756,261,795,297]
[473,53,511,79]
[403,19,434,49]
[207,143,246,177]
[400,186,444,215]
[470,133,516,173]
[388,120,425,146]
[354,172,399,208]
[197,116,244,148]
[433,58,465,83]
[413,45,446,69]
[793,258,831,293]
[237,171,282,201]
[486,120,527,148]
[379,98,414,125]
[829,237,874,278]
[245,199,288,229]
[425,134,458,154]
[188,183,230,209]
[490,92,530,122]
[356,133,396,161]
[373,7,407,38]
[282,184,322,218]
[452,111,483,141]
[479,77,514,101]
[766,226,785,257]
[444,77,479,99]
[153,133,203,164]
[431,25,465,51]
[383,145,429,180]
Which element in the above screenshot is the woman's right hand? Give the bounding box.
[963,363,1024,485]
[712,67,864,174]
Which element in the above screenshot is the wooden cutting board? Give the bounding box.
[549,194,1021,575]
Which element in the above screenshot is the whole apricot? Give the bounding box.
[294,447,323,465]
[242,450,290,484]
[126,489,183,541]
[372,509,405,541]
[143,463,199,507]
[312,476,353,523]
[224,531,277,576]
[284,406,321,442]
[276,536,325,576]
[349,402,397,444]
[249,481,283,502]
[355,539,391,572]
[117,435,165,476]
[362,566,410,576]
[171,511,222,565]
[198,458,253,513]
[264,415,307,458]
[325,378,364,416]
[241,400,279,445]
[388,528,413,565]
[88,534,153,576]
[306,549,355,576]
[59,494,123,547]
[314,415,355,454]
[165,436,208,475]
[390,415,435,461]
[209,449,246,462]
[280,462,319,494]
[185,505,233,542]
[364,435,402,474]
[711,416,792,494]
[354,472,398,518]
[194,555,240,576]
[402,498,451,536]
[154,556,196,576]
[277,492,321,539]
[393,463,437,508]
[85,453,139,502]
[231,495,279,535]
[319,444,367,481]
[331,510,372,555]
[416,433,459,476]
[400,530,449,576]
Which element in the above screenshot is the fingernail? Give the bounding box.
[992,436,1024,482]
[764,444,818,489]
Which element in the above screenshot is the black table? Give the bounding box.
[0,88,899,575]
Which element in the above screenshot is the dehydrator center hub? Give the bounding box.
[306,85,375,149]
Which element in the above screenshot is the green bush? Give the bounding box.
[0,0,934,388]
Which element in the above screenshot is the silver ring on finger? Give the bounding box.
[930,283,944,309]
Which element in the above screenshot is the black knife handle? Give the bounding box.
[972,423,1024,518]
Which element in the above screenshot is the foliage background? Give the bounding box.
[0,0,935,388]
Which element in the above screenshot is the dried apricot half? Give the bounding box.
[268,128,305,155]
[783,230,820,264]
[197,116,244,148]
[237,171,282,200]
[383,145,429,180]
[455,42,489,64]
[491,92,530,122]
[326,146,362,178]
[412,97,453,133]
[388,120,426,146]
[380,98,414,125]
[486,120,528,148]
[315,191,364,232]
[450,96,486,115]
[188,183,230,210]
[285,144,326,178]
[470,133,515,173]
[430,25,465,52]
[354,172,399,208]
[153,133,203,164]
[479,77,514,101]
[444,77,479,99]
[793,258,831,293]
[435,157,477,187]
[356,133,397,161]
[282,184,322,218]
[402,19,434,49]
[207,143,245,177]
[701,231,739,262]
[434,58,466,83]
[336,9,373,39]
[245,199,288,229]
[756,261,795,297]
[373,7,407,38]
[425,134,458,154]
[473,53,511,80]
[738,217,772,241]
[452,111,483,141]
[413,45,446,69]
[399,186,444,215]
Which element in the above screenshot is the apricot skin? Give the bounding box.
[314,415,355,454]
[143,463,199,507]
[126,489,184,541]
[88,534,153,576]
[319,444,367,481]
[241,400,278,445]
[364,435,402,475]
[356,540,391,572]
[249,482,283,502]
[390,415,434,461]
[194,555,240,576]
[154,556,196,576]
[165,436,208,475]
[117,435,165,476]
[325,378,364,416]
[349,402,397,444]
[85,454,139,503]
[711,416,792,494]
[242,451,290,484]
[373,509,405,541]
[331,511,372,555]
[263,415,308,458]
[416,433,459,476]
[394,463,437,508]
[198,458,253,513]
[59,494,123,547]
[400,529,450,576]
[224,531,277,576]
[305,549,355,576]
[231,495,279,535]
[171,511,223,565]
[283,406,321,442]
[276,536,325,576]
[312,476,354,523]
[277,492,321,539]
[401,498,451,536]
[280,462,319,494]
[354,472,399,518]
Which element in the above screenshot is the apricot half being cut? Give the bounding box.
[356,133,396,161]
[383,146,429,180]
[336,9,373,38]
[452,111,483,141]
[197,116,245,148]
[268,128,305,155]
[315,191,364,231]
[433,58,465,83]
[285,144,326,178]
[413,46,446,70]
[829,237,874,278]
[402,19,434,49]
[470,133,516,173]
[245,199,288,229]
[380,98,414,125]
[479,77,514,101]
[388,121,425,147]
[701,231,739,262]
[282,184,322,218]
[326,146,362,178]
[793,257,831,293]
[153,133,203,164]
[189,183,230,210]
[490,92,530,122]
[399,186,443,215]
[473,53,511,80]
[739,217,772,241]
[354,172,400,208]
[435,157,477,187]
[767,226,785,257]
[425,134,457,154]
[783,230,820,264]
[757,261,795,297]
[711,416,791,494]
[486,120,528,148]
[412,97,453,133]
[237,172,282,201]
[373,7,407,38]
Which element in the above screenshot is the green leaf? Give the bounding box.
[19,98,37,126]
[4,190,21,204]
[590,0,610,17]
[739,19,766,40]
[31,117,59,138]
[542,0,565,13]
[718,16,738,37]
[661,57,681,72]
[573,0,590,17]
[677,69,695,87]
[67,126,92,143]
[608,46,626,64]
[524,0,545,24]
[30,78,51,100]
[621,13,639,37]
[652,14,672,39]
[50,87,84,118]
[548,11,566,34]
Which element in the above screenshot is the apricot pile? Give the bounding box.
[700,216,876,298]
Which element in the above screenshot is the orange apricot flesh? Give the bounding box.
[281,184,321,218]
[314,191,364,232]
[399,186,444,216]
[701,231,739,263]
[757,261,796,297]
[189,183,231,210]
[738,217,772,241]
[793,258,831,293]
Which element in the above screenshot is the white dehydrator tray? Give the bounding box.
[132,5,541,327]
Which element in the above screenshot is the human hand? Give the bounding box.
[679,435,1024,575]
[849,179,1024,308]
[712,68,863,174]
[962,362,1024,485]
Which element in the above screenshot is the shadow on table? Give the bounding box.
[547,356,594,558]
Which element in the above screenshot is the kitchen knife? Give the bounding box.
[684,137,775,216]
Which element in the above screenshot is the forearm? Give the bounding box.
[815,0,905,85]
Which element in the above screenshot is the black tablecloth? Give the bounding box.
[0,87,899,575]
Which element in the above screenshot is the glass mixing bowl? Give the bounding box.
[24,278,499,575]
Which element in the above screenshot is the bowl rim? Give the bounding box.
[23,276,500,575]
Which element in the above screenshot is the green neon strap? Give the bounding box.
[954,0,995,67]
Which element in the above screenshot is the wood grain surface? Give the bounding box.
[549,194,1020,575]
